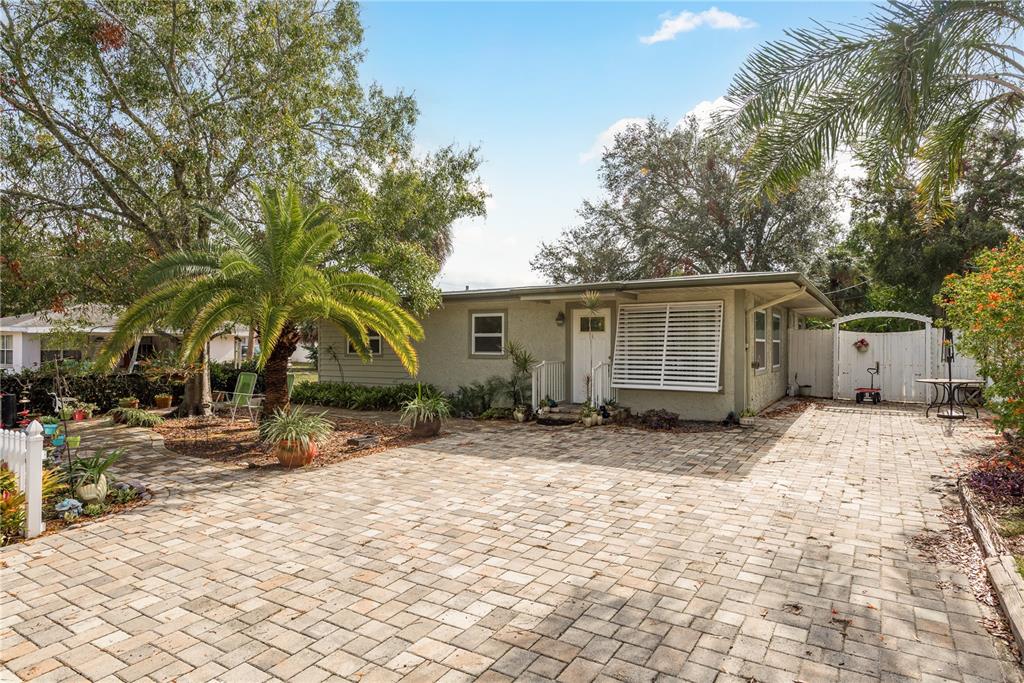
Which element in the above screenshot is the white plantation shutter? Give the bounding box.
[612,301,723,392]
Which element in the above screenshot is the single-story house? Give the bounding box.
[0,305,309,372]
[318,272,839,420]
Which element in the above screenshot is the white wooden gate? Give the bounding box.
[836,329,930,402]
[790,312,982,404]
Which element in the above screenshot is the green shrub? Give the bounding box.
[82,503,105,517]
[108,408,164,428]
[447,376,506,417]
[292,381,437,412]
[479,407,513,420]
[0,367,182,413]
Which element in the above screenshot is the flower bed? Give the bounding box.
[153,415,434,469]
[1,458,151,547]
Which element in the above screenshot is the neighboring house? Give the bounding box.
[0,305,278,372]
[318,272,839,420]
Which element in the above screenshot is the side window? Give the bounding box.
[0,335,12,366]
[348,333,381,355]
[579,316,606,332]
[754,311,766,371]
[472,313,505,355]
[771,313,782,368]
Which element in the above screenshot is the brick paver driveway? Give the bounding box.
[2,402,1021,682]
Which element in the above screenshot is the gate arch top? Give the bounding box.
[833,310,932,326]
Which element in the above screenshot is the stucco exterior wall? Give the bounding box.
[746,293,791,413]
[318,284,805,420]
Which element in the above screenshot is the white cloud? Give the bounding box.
[640,7,756,45]
[579,117,646,164]
[678,96,731,128]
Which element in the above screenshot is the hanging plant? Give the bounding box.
[853,338,870,352]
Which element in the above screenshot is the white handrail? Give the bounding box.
[592,361,616,407]
[531,360,566,410]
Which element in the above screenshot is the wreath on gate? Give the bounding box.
[853,338,870,351]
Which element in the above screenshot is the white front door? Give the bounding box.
[572,307,611,403]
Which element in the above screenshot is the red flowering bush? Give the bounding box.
[939,237,1024,436]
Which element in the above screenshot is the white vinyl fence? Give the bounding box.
[789,327,981,403]
[1,421,44,538]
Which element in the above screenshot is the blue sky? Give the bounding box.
[358,2,873,290]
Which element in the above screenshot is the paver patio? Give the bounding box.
[2,402,1021,682]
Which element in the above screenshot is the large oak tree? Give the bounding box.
[531,117,842,283]
[1,0,485,411]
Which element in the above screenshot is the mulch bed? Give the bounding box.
[153,415,432,469]
[957,438,1024,562]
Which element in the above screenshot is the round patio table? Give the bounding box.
[916,378,985,418]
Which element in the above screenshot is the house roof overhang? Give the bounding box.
[441,272,839,318]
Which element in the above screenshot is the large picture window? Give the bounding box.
[471,313,505,355]
[611,302,723,392]
[754,311,767,371]
[771,312,782,369]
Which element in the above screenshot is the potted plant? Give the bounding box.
[400,385,451,437]
[39,416,60,436]
[72,402,97,420]
[739,409,757,427]
[58,406,75,421]
[579,401,597,427]
[66,436,81,449]
[260,407,335,468]
[70,450,123,505]
[853,338,870,352]
[512,405,530,423]
[118,396,140,409]
[153,393,173,409]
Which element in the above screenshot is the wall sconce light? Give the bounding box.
[555,312,565,326]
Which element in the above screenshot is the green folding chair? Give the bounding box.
[212,372,263,421]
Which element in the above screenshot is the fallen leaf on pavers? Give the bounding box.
[783,602,802,614]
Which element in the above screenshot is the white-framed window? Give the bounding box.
[771,312,782,369]
[471,313,505,355]
[0,335,11,366]
[348,332,381,355]
[611,301,723,392]
[754,311,767,371]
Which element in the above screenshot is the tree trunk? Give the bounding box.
[178,351,212,417]
[246,326,255,360]
[262,326,299,416]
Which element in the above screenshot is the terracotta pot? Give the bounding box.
[119,399,139,409]
[410,418,441,437]
[275,440,318,468]
[75,474,107,505]
[154,396,172,409]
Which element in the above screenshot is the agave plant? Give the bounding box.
[400,385,452,428]
[259,407,335,450]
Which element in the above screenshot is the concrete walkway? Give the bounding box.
[1,403,1020,682]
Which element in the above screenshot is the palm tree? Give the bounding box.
[97,184,423,415]
[724,1,1024,218]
